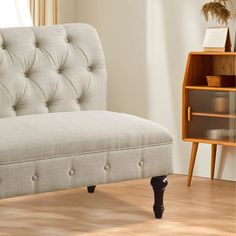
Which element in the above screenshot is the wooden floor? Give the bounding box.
[0,175,235,236]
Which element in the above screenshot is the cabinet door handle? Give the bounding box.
[187,106,191,122]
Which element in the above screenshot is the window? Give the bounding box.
[0,0,32,28]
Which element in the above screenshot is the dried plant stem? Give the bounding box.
[202,0,231,25]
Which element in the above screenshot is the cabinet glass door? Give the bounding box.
[186,90,236,143]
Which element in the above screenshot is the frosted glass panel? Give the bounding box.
[187,90,236,143]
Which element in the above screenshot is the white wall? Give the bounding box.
[60,0,76,24]
[73,0,149,118]
[60,0,236,181]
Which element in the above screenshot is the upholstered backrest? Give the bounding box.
[0,23,107,118]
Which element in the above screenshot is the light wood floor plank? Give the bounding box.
[0,175,235,236]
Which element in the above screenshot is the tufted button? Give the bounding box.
[24,72,28,77]
[56,69,60,74]
[139,160,144,167]
[66,38,69,43]
[76,98,80,104]
[45,102,48,107]
[12,106,16,111]
[69,170,74,176]
[34,42,38,47]
[1,45,4,49]
[32,175,38,182]
[104,164,110,171]
[87,66,91,72]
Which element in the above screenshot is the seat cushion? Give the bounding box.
[0,111,172,165]
[0,111,173,198]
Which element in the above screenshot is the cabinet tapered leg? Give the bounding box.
[211,144,217,180]
[187,142,199,186]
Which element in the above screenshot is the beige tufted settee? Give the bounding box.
[0,24,173,219]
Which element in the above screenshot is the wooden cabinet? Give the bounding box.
[182,52,236,186]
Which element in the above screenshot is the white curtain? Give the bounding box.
[0,0,32,28]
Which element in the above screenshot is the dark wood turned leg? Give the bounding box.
[87,185,96,193]
[150,176,168,219]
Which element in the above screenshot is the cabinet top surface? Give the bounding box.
[190,51,236,56]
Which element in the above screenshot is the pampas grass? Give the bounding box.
[202,0,232,25]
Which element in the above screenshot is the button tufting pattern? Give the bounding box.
[69,170,74,176]
[32,175,38,181]
[0,23,107,118]
[104,164,110,171]
[139,160,144,167]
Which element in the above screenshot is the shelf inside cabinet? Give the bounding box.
[185,86,236,92]
[183,137,236,147]
[191,112,236,119]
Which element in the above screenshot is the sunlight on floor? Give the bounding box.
[0,175,235,236]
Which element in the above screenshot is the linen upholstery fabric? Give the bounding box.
[0,111,172,198]
[0,24,173,199]
[0,23,107,118]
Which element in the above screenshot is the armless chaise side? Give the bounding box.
[0,24,173,219]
